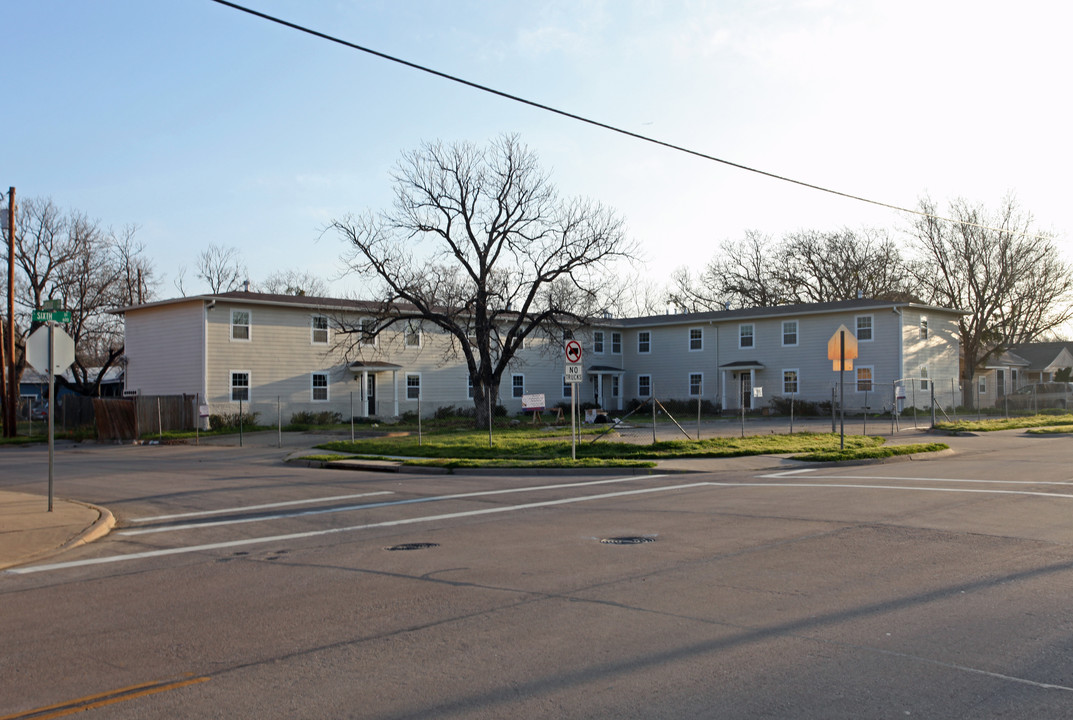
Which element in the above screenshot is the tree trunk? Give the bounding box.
[472,379,501,429]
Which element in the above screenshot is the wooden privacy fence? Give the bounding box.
[93,395,199,441]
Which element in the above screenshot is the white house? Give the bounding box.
[114,292,965,422]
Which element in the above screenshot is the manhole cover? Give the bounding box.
[600,536,655,545]
[385,542,440,551]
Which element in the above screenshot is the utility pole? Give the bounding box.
[5,187,15,438]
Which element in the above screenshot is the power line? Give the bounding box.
[209,0,1050,240]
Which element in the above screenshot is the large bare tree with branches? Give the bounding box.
[331,135,635,426]
[911,195,1073,405]
[668,228,919,311]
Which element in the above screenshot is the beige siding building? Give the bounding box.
[117,292,965,422]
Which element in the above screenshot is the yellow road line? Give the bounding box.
[0,676,209,720]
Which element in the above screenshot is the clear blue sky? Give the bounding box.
[9,1,1073,302]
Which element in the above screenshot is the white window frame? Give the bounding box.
[638,331,651,354]
[404,324,422,349]
[562,375,573,399]
[311,371,329,402]
[611,332,622,354]
[688,372,703,397]
[406,373,421,400]
[467,375,475,399]
[978,375,987,393]
[593,331,605,354]
[359,317,377,347]
[230,370,250,402]
[638,374,651,397]
[231,309,250,342]
[920,365,929,391]
[739,324,754,349]
[688,328,703,352]
[783,369,799,395]
[855,366,874,393]
[781,320,798,347]
[611,375,620,398]
[919,316,929,340]
[856,314,873,342]
[311,315,329,344]
[511,374,524,398]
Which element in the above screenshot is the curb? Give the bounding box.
[0,501,116,572]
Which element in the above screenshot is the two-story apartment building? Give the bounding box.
[115,292,965,422]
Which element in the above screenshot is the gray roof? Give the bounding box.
[1006,342,1073,370]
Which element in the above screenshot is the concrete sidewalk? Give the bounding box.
[0,491,115,571]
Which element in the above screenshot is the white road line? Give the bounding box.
[7,479,701,575]
[757,472,1073,486]
[128,491,396,523]
[762,469,818,478]
[118,475,669,536]
[714,481,1073,500]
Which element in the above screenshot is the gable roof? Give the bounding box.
[1006,342,1073,371]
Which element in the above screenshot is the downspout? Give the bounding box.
[892,306,903,380]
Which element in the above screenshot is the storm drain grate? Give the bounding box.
[600,536,656,545]
[385,542,440,551]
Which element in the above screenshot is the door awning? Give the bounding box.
[719,361,765,370]
[348,361,402,373]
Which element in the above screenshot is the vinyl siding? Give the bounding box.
[123,300,205,396]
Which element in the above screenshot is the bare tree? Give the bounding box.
[261,269,328,297]
[2,198,156,398]
[910,195,1073,405]
[196,243,247,293]
[331,135,635,426]
[669,228,920,311]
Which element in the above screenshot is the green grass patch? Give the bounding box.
[796,442,949,462]
[936,414,1073,433]
[1026,425,1073,435]
[318,429,887,462]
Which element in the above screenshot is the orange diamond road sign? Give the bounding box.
[827,324,858,372]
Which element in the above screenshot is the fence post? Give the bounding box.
[350,392,354,442]
[952,378,958,422]
[277,396,282,449]
[891,382,896,434]
[831,386,836,434]
[239,396,244,448]
[157,396,162,440]
[488,391,493,449]
[653,395,658,444]
[418,393,423,447]
[790,391,795,435]
[912,382,918,428]
[863,388,868,436]
[977,379,982,422]
[930,384,936,428]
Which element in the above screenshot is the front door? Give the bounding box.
[367,374,376,416]
[592,376,600,407]
[740,373,752,410]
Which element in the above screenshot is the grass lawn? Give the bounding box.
[316,428,947,466]
[935,413,1073,433]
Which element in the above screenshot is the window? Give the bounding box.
[739,324,754,349]
[919,316,929,339]
[979,376,987,393]
[512,374,524,398]
[638,331,651,354]
[311,315,329,344]
[856,366,873,392]
[611,332,622,354]
[638,374,651,397]
[231,310,250,341]
[405,325,422,348]
[856,315,873,342]
[563,329,574,342]
[311,372,329,401]
[359,318,377,346]
[782,320,798,347]
[611,375,620,398]
[230,371,250,402]
[593,331,605,354]
[689,372,703,396]
[685,328,702,351]
[562,375,572,398]
[783,370,799,394]
[467,375,475,399]
[997,369,1006,396]
[406,373,421,400]
[920,366,929,391]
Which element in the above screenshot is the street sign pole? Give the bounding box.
[570,384,576,460]
[840,330,845,450]
[47,321,55,512]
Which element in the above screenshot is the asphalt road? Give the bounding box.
[3,431,1073,718]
